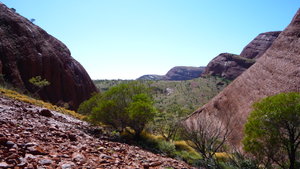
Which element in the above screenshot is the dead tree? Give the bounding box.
[182,112,232,168]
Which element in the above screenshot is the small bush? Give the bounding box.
[157,140,176,155]
[29,76,50,95]
[77,93,101,115]
[172,150,201,166]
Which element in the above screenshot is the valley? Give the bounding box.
[94,76,229,113]
[0,1,299,168]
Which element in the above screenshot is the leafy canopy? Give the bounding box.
[90,82,156,136]
[243,92,300,169]
[77,93,101,115]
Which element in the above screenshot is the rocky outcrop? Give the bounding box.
[185,9,300,146]
[137,74,165,80]
[202,32,280,80]
[0,95,193,168]
[164,66,205,80]
[143,31,281,81]
[0,3,97,109]
[138,66,205,81]
[201,53,255,80]
[240,31,281,59]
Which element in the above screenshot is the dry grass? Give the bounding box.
[173,140,197,153]
[0,87,85,120]
[214,152,233,162]
[141,131,165,141]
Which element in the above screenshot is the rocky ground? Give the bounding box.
[0,94,194,168]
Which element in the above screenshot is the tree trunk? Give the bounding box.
[289,148,296,169]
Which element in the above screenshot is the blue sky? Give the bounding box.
[1,1,299,79]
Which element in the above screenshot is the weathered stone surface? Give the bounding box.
[202,53,255,80]
[0,137,7,145]
[240,31,281,59]
[0,3,97,110]
[27,145,48,155]
[185,9,300,146]
[72,152,86,163]
[39,159,53,165]
[39,109,53,117]
[0,162,12,168]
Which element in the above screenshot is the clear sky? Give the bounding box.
[1,1,299,79]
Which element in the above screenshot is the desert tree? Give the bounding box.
[154,104,189,141]
[90,82,156,138]
[243,92,300,169]
[182,112,232,168]
[77,93,101,115]
[29,76,50,95]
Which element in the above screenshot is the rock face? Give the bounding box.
[240,31,281,59]
[0,3,97,109]
[164,66,205,80]
[0,95,193,168]
[202,53,255,80]
[185,9,300,146]
[138,66,205,81]
[202,32,280,80]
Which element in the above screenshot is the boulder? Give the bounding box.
[39,109,53,117]
[0,3,98,110]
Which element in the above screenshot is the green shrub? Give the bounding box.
[29,76,50,95]
[77,93,101,115]
[90,82,156,137]
[157,140,176,155]
[243,92,300,169]
[172,150,201,166]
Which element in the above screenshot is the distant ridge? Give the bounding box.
[137,66,205,81]
[139,31,280,81]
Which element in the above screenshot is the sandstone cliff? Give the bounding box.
[0,3,97,109]
[201,53,255,80]
[202,32,280,80]
[240,31,281,59]
[185,9,300,146]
